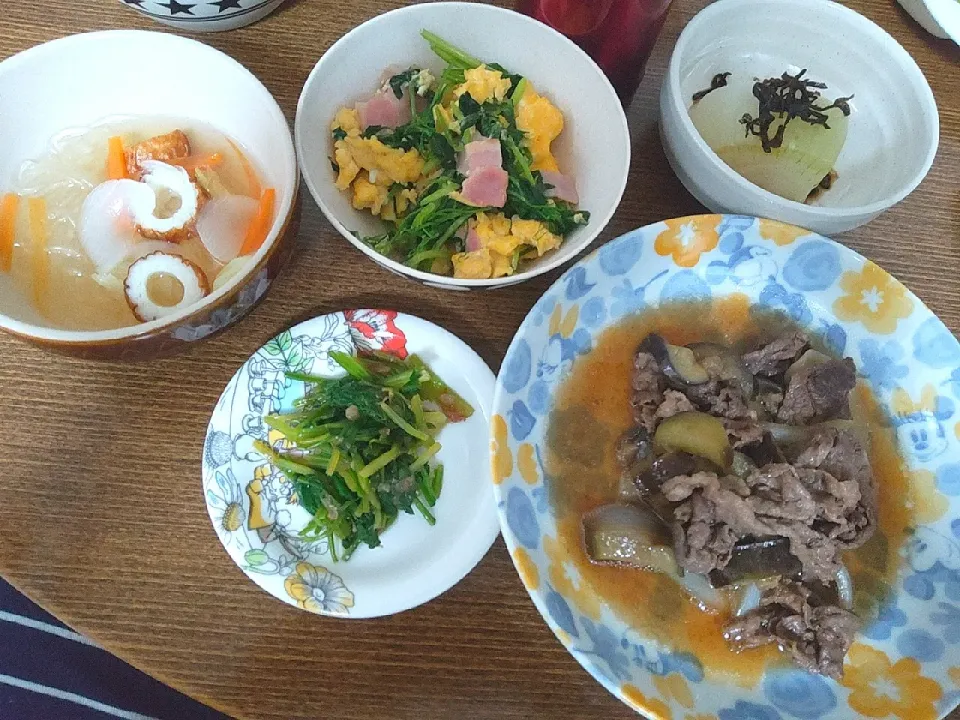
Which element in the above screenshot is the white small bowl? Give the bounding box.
[295,2,630,290]
[660,0,939,235]
[897,0,960,42]
[118,0,285,33]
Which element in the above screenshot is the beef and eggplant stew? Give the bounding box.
[547,305,902,681]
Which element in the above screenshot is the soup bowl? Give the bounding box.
[295,2,630,291]
[492,215,960,718]
[0,30,299,359]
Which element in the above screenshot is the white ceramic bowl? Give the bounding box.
[0,30,298,359]
[897,0,960,42]
[295,2,630,290]
[660,0,940,235]
[118,0,285,33]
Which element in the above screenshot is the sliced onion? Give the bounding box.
[197,195,258,263]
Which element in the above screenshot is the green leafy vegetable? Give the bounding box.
[257,351,473,561]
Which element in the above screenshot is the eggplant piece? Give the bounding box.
[640,334,710,387]
[708,536,802,587]
[741,431,787,467]
[582,503,679,573]
[654,411,733,471]
[616,426,653,470]
[636,452,713,494]
[689,342,756,397]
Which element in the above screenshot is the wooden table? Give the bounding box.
[0,1,956,718]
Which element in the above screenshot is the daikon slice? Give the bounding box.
[688,73,849,203]
[197,195,258,264]
[78,179,154,275]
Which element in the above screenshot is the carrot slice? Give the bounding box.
[226,137,262,198]
[107,136,128,180]
[28,197,48,311]
[239,188,277,256]
[172,152,224,172]
[0,193,21,273]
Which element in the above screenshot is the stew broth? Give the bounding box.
[545,298,910,685]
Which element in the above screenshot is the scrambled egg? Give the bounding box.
[452,212,562,279]
[454,66,512,105]
[331,108,424,219]
[516,83,564,172]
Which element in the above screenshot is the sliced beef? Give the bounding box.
[742,331,810,377]
[791,427,876,549]
[631,350,665,432]
[723,581,859,679]
[777,358,856,425]
[655,390,696,421]
[686,380,757,421]
[724,418,766,448]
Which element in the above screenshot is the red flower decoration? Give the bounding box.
[344,310,408,358]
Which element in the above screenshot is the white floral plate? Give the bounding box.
[492,215,960,719]
[202,310,499,617]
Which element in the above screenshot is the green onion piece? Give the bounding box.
[421,29,482,70]
[380,401,431,441]
[359,445,400,478]
[410,442,441,471]
[413,496,437,525]
[330,351,372,380]
[326,447,340,476]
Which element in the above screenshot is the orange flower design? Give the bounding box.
[622,684,673,720]
[841,644,942,720]
[512,547,540,591]
[544,534,602,620]
[685,715,717,720]
[908,469,949,524]
[653,673,694,709]
[491,414,512,485]
[654,216,720,268]
[833,261,914,334]
[759,218,807,246]
[518,444,538,485]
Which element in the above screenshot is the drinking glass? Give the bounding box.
[517,0,675,104]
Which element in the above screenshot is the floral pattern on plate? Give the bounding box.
[491,216,960,719]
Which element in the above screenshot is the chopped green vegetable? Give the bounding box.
[257,351,473,561]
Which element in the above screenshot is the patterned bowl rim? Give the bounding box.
[491,213,960,719]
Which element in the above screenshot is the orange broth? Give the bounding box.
[545,298,910,686]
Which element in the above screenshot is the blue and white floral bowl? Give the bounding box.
[491,215,960,719]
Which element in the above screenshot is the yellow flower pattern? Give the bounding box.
[491,414,513,485]
[518,444,539,485]
[284,561,355,615]
[512,547,540,591]
[653,673,694,709]
[622,684,673,719]
[833,261,914,334]
[758,218,807,245]
[654,216,720,268]
[841,644,942,720]
[549,302,579,338]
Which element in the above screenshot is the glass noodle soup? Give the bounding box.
[1,117,275,331]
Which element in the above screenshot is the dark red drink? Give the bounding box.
[518,0,674,104]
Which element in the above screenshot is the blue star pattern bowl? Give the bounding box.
[118,0,285,32]
[491,215,960,719]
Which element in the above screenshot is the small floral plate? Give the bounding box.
[203,310,499,617]
[492,215,960,719]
